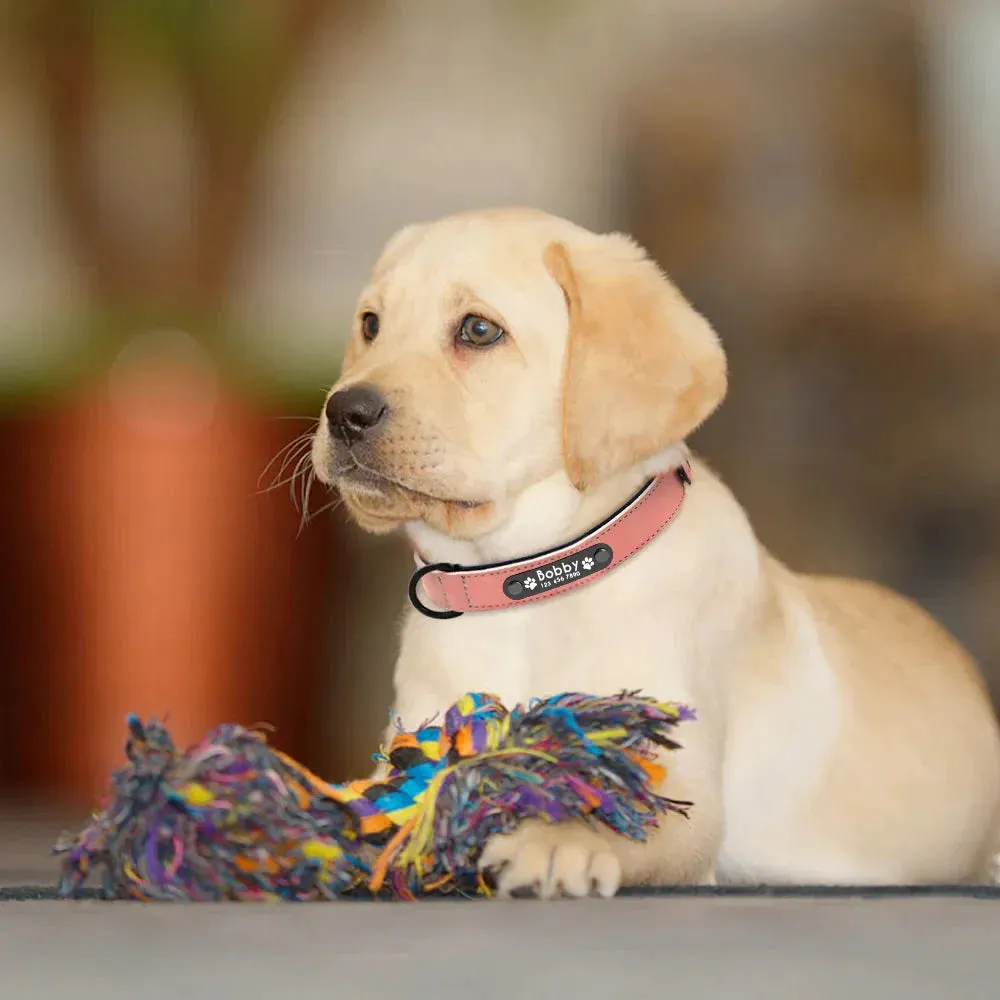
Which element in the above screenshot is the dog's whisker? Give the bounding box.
[258,432,315,491]
[297,472,321,537]
[260,459,312,496]
[268,446,312,492]
[288,451,315,513]
[300,493,343,533]
[287,452,307,512]
[259,445,296,490]
[297,461,311,520]
[301,466,316,522]
[277,438,314,481]
[276,451,302,509]
[258,441,314,495]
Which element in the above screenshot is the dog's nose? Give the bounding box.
[325,385,389,445]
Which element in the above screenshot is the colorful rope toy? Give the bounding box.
[55,691,694,901]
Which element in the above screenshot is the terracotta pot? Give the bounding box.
[3,371,343,808]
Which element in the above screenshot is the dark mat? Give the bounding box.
[5,883,1000,901]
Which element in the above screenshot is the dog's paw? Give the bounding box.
[478,820,622,899]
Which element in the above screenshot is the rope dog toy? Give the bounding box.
[55,691,694,901]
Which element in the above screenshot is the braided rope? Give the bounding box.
[56,691,693,901]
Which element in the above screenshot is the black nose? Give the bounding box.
[325,385,389,445]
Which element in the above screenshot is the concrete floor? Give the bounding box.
[2,805,999,999]
[0,803,71,885]
[2,895,999,998]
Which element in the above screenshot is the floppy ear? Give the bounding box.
[544,236,727,491]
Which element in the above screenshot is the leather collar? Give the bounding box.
[408,464,691,619]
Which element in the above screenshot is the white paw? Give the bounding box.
[478,821,622,899]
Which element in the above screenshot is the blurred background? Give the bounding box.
[0,0,998,872]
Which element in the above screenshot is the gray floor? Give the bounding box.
[2,895,999,998]
[0,802,66,885]
[2,806,998,999]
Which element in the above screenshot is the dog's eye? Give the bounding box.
[458,314,504,347]
[360,312,380,343]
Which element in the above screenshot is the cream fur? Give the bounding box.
[312,208,1000,897]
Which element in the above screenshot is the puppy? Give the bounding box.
[311,208,1000,897]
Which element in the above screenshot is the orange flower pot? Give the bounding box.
[7,368,342,808]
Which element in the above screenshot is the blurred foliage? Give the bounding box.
[18,0,316,77]
[0,0,365,401]
[0,0,562,403]
[1,0,562,404]
[87,0,324,134]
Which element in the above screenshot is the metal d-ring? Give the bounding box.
[408,562,463,619]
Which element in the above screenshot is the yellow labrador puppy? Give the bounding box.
[311,208,1000,896]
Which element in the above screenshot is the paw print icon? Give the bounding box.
[522,576,537,591]
[581,557,595,571]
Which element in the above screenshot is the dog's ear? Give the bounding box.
[544,236,727,491]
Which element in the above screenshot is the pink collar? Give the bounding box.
[408,464,691,619]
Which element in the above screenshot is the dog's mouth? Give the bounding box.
[335,457,484,510]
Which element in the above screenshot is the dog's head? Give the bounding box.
[311,208,727,538]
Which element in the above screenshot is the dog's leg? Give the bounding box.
[478,753,723,898]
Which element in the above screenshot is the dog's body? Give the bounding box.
[312,208,1000,896]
